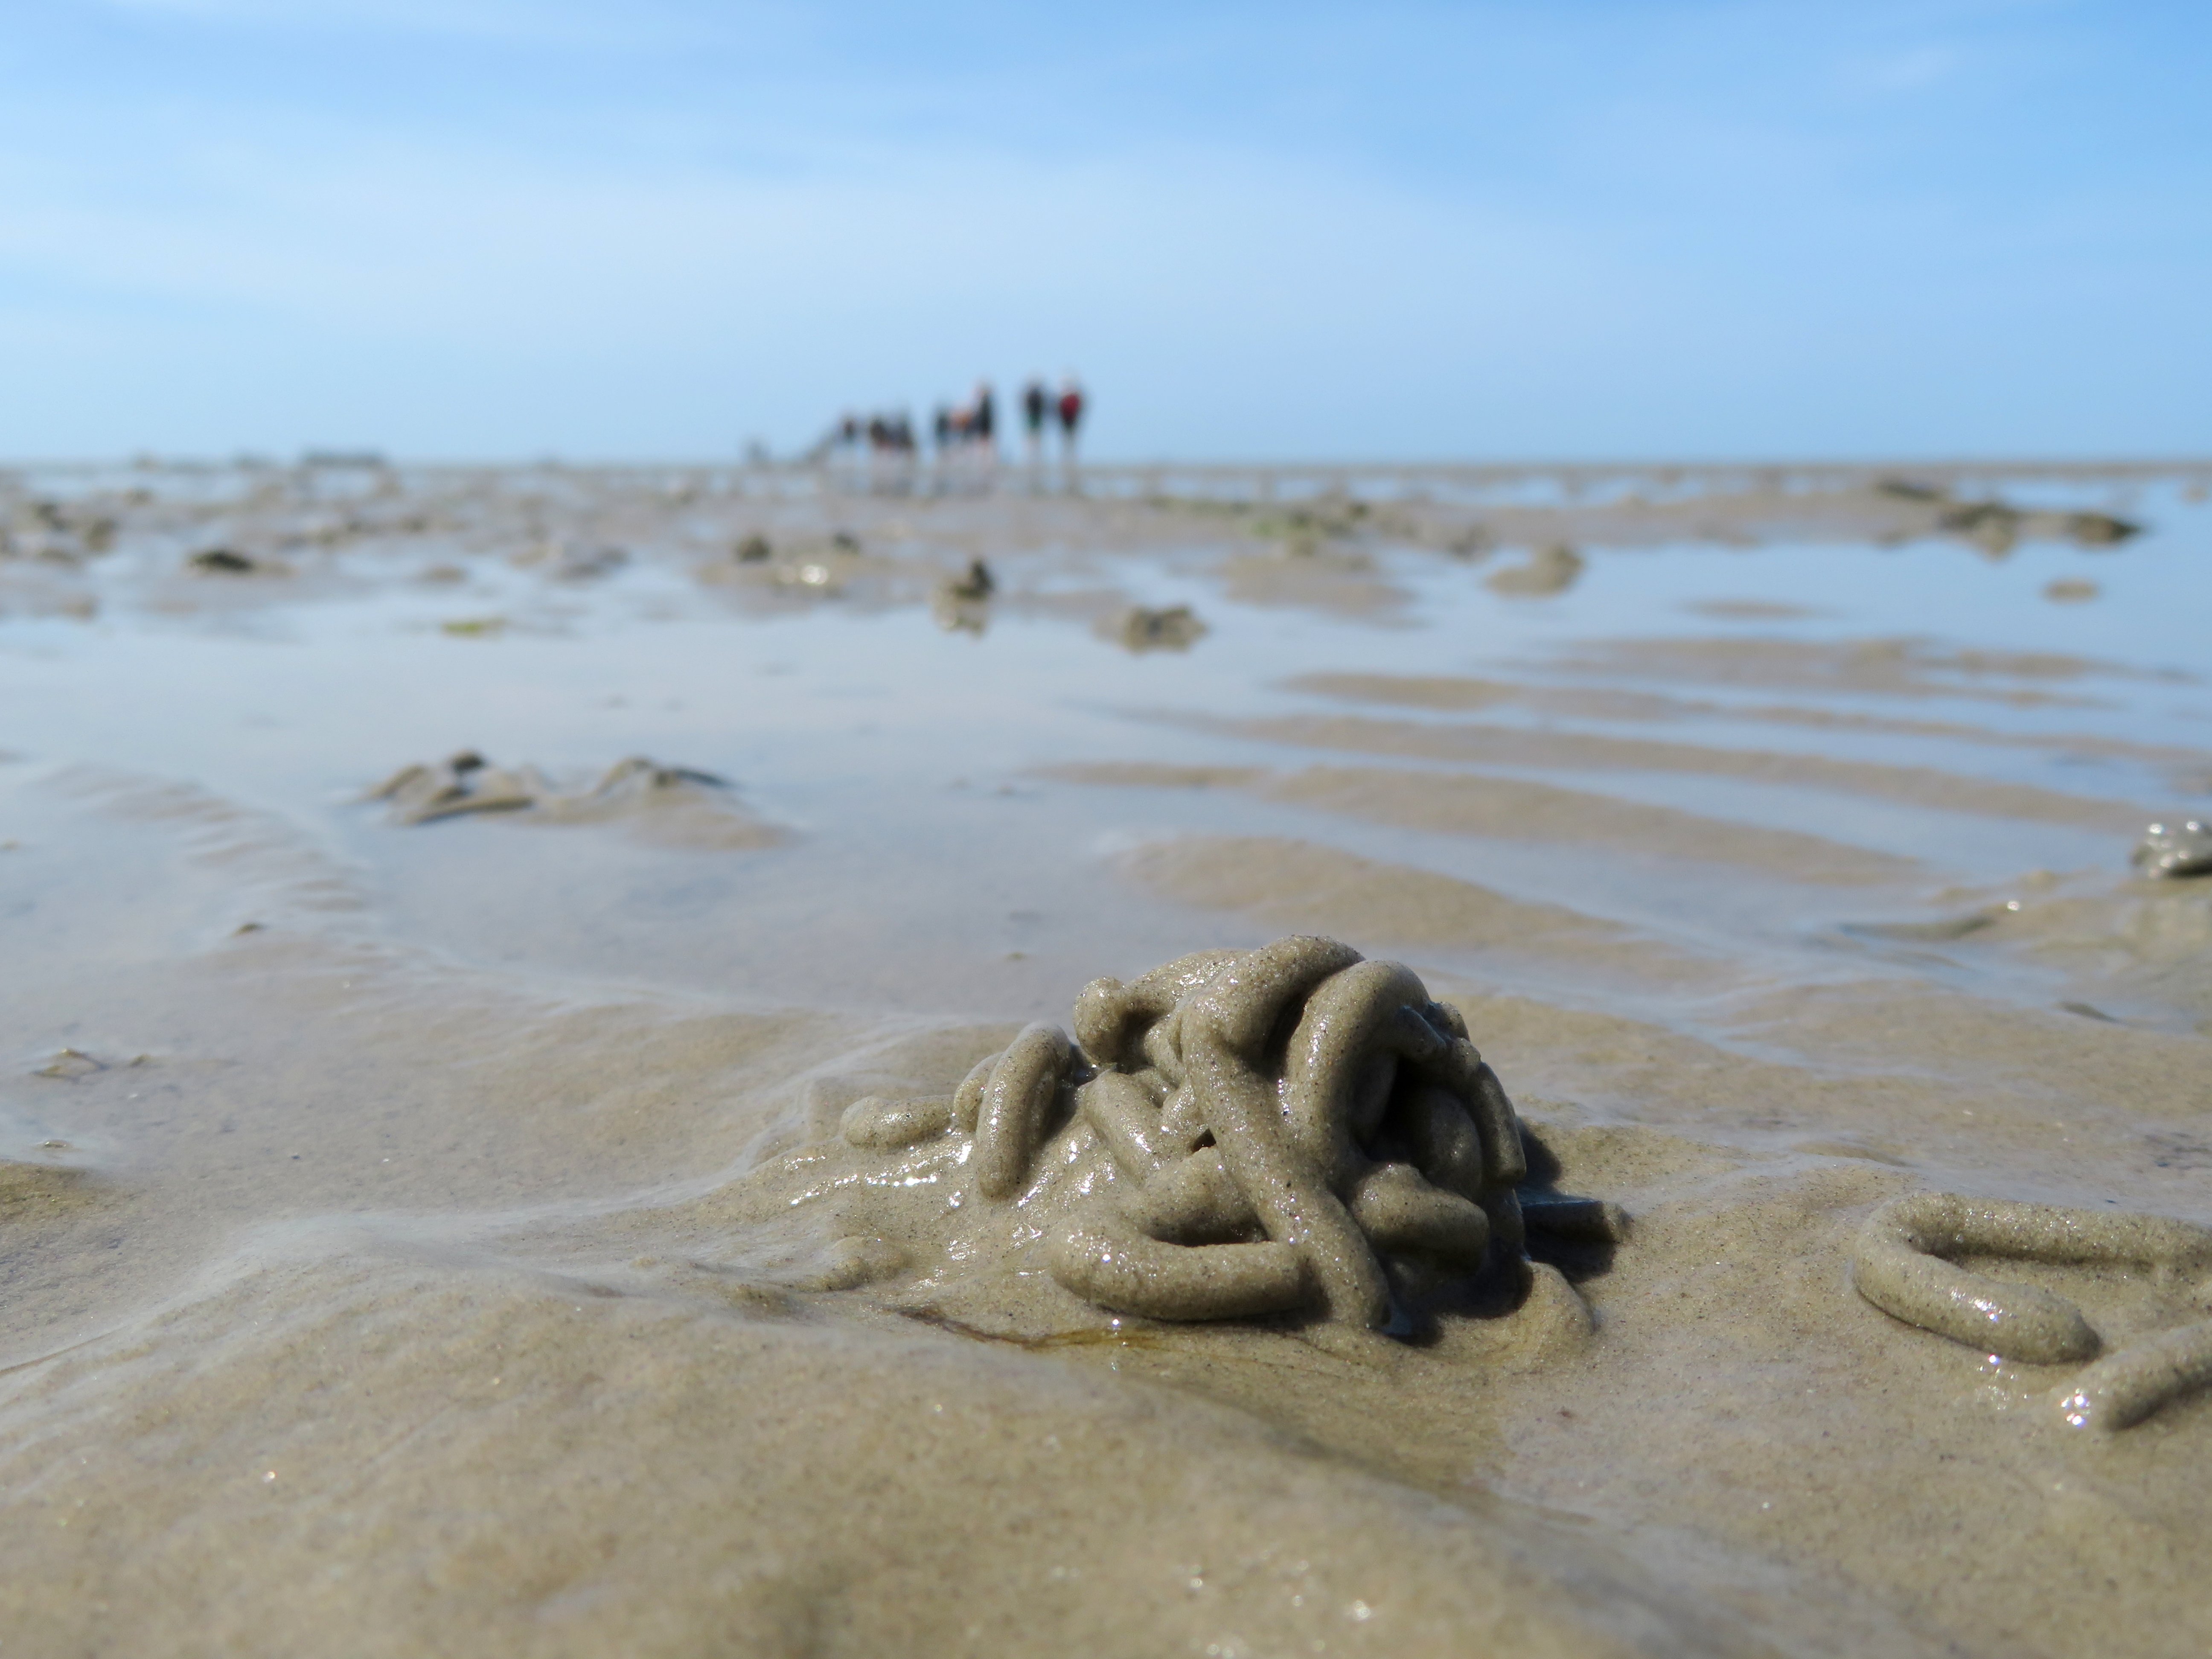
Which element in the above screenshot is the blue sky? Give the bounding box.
[1,1,2206,460]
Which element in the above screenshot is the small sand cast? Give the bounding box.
[370,751,726,824]
[2134,818,2212,878]
[366,751,779,849]
[841,934,1625,1336]
[1853,1193,2212,1430]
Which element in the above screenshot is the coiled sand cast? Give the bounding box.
[841,935,1624,1336]
[1853,1192,2212,1431]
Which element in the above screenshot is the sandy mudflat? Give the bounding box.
[3,458,2211,1656]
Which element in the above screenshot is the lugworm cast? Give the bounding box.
[841,1095,955,1152]
[975,1023,1072,1201]
[1048,1213,1307,1321]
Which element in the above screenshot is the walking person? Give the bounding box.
[1056,375,1086,491]
[971,381,997,490]
[889,409,917,492]
[838,411,862,489]
[930,405,952,495]
[1022,378,1049,485]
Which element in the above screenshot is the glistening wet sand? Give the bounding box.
[3,459,2210,1656]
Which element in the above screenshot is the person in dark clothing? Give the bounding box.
[1022,379,1048,467]
[972,382,995,455]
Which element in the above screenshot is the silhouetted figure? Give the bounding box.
[962,381,995,489]
[972,382,995,456]
[1057,376,1086,488]
[1022,379,1048,468]
[929,405,953,493]
[839,411,864,484]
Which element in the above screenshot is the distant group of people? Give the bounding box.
[934,384,993,456]
[841,410,918,457]
[822,374,1086,492]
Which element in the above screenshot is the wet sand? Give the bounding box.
[4,459,2211,1656]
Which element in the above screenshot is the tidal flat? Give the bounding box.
[3,457,2210,1657]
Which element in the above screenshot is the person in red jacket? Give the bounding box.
[1056,376,1086,484]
